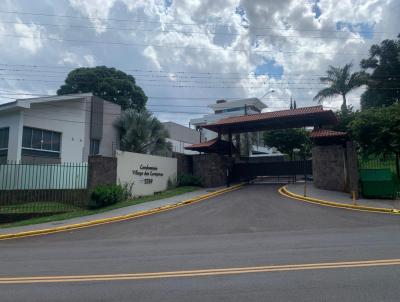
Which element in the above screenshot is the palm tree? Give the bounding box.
[314,63,367,111]
[116,109,172,156]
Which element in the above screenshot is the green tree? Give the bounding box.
[331,105,357,133]
[350,103,400,175]
[360,35,400,109]
[116,109,172,156]
[57,66,147,110]
[314,63,367,112]
[263,128,309,160]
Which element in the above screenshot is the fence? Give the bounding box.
[0,162,89,223]
[358,155,400,197]
[359,155,400,177]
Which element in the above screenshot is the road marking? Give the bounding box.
[1,259,400,284]
[278,186,400,215]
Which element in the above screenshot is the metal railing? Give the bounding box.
[0,162,89,223]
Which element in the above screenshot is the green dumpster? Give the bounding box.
[360,169,398,199]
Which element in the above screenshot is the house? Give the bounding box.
[0,93,121,163]
[190,98,267,142]
[162,121,202,154]
[189,98,282,157]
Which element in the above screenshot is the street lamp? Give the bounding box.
[259,88,275,100]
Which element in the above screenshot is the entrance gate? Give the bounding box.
[231,160,312,183]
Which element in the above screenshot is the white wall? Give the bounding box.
[0,110,24,162]
[116,150,177,197]
[100,101,121,157]
[167,138,199,155]
[23,100,87,163]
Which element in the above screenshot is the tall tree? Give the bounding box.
[314,63,367,112]
[263,128,309,160]
[350,103,400,175]
[58,66,147,110]
[116,109,172,156]
[360,35,400,109]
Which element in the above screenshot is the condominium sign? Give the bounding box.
[116,150,177,197]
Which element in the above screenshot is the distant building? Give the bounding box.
[162,121,202,154]
[0,93,121,163]
[189,98,282,157]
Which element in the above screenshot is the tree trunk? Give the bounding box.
[396,152,400,178]
[341,94,347,112]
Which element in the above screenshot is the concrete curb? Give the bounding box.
[0,184,245,241]
[279,186,400,215]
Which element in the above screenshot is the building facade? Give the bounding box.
[162,121,201,154]
[0,93,121,163]
[189,98,281,157]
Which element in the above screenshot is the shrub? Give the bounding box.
[89,185,124,209]
[177,174,202,187]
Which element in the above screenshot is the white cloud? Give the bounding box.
[13,18,44,53]
[58,52,96,67]
[0,0,398,121]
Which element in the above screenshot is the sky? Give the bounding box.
[0,0,398,126]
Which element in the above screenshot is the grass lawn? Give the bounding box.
[0,186,200,229]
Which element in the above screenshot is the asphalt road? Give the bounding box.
[1,184,400,301]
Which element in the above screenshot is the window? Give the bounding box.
[90,139,100,155]
[0,127,9,162]
[22,127,61,158]
[0,127,9,150]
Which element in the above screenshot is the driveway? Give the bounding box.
[1,184,400,302]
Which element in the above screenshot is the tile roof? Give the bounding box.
[310,129,347,138]
[185,138,219,149]
[207,106,326,126]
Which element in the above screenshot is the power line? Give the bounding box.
[0,33,373,56]
[1,78,398,90]
[1,64,399,79]
[0,10,397,34]
[0,20,386,41]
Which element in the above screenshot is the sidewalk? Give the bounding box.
[286,182,400,210]
[0,187,224,235]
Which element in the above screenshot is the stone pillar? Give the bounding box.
[174,152,193,177]
[87,155,117,189]
[192,153,233,187]
[312,144,347,192]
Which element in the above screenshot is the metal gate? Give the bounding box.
[231,160,312,183]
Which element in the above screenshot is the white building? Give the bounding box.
[189,98,281,157]
[0,93,121,163]
[162,121,201,154]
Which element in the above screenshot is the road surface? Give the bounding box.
[1,184,400,301]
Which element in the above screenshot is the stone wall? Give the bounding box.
[192,153,232,187]
[87,155,117,189]
[312,144,347,192]
[173,152,193,177]
[312,142,359,194]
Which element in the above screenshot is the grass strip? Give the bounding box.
[0,186,199,229]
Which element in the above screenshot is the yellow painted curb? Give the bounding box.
[279,186,400,215]
[0,184,245,241]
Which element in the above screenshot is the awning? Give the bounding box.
[185,138,235,154]
[202,106,337,134]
